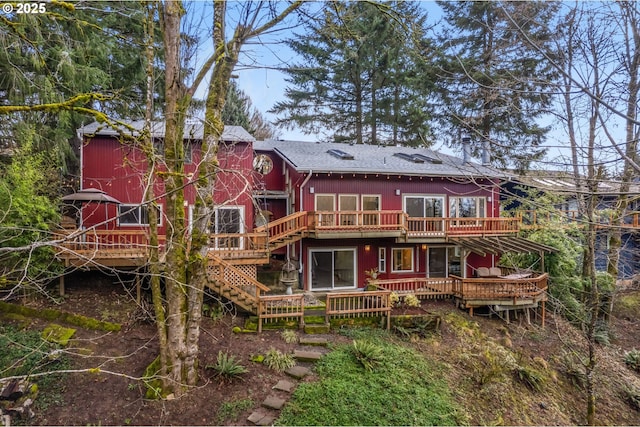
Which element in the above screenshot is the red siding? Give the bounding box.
[81,136,255,232]
[293,173,498,216]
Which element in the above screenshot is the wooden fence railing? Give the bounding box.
[257,294,305,332]
[325,289,392,329]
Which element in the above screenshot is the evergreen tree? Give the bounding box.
[435,1,559,169]
[0,1,160,174]
[271,1,435,146]
[222,80,279,139]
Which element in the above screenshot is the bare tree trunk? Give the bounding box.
[142,0,170,393]
[606,3,639,280]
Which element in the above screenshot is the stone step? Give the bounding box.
[273,379,296,393]
[299,336,328,347]
[262,395,286,410]
[304,323,330,334]
[285,365,311,379]
[247,411,275,426]
[293,349,323,363]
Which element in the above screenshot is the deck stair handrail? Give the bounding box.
[207,255,270,314]
[255,211,309,251]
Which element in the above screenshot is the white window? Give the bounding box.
[339,194,358,225]
[378,247,386,273]
[316,194,335,226]
[449,197,486,218]
[392,247,414,273]
[118,204,162,226]
[211,206,245,249]
[362,195,381,225]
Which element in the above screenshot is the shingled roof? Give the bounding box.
[254,139,508,179]
[79,121,255,142]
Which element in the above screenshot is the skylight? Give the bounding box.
[327,149,354,160]
[393,152,442,164]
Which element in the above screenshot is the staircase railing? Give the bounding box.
[207,255,270,313]
[256,211,309,250]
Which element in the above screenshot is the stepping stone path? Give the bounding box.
[247,335,330,426]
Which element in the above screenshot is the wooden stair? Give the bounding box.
[206,255,271,314]
[255,211,309,252]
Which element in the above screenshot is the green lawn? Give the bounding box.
[276,328,464,426]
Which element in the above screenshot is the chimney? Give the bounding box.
[462,136,471,165]
[481,140,491,166]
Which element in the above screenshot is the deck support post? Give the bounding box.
[541,301,546,328]
[469,306,473,317]
[135,275,141,304]
[59,275,65,296]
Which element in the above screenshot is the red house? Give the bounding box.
[59,121,551,323]
[253,139,523,290]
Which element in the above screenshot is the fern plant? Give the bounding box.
[351,340,384,371]
[625,349,640,373]
[264,347,296,372]
[206,351,248,380]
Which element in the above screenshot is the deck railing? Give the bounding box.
[405,217,520,237]
[325,289,392,329]
[312,210,406,233]
[450,273,548,301]
[374,277,453,299]
[257,294,305,332]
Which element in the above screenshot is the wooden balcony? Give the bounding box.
[309,210,406,238]
[55,211,522,268]
[309,211,520,239]
[405,217,520,239]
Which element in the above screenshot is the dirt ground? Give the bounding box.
[5,272,640,426]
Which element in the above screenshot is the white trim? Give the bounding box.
[338,194,359,211]
[315,193,335,210]
[361,194,381,211]
[378,247,386,273]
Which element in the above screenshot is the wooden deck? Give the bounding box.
[56,210,522,268]
[374,273,549,325]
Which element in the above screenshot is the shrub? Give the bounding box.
[624,349,640,373]
[351,340,384,371]
[404,293,421,308]
[389,292,400,307]
[207,351,248,380]
[264,347,296,372]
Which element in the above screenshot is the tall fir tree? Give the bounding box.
[435,1,559,169]
[271,1,435,146]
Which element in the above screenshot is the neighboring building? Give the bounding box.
[501,171,640,278]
